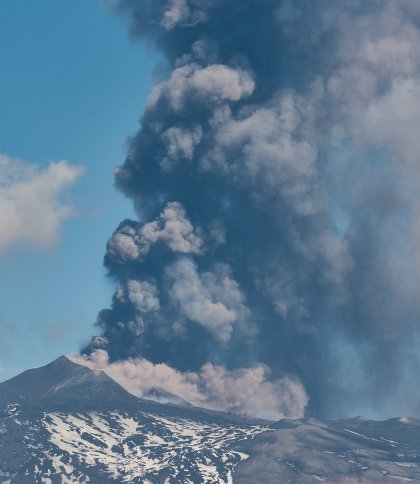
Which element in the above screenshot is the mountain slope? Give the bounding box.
[234,417,420,483]
[1,357,420,483]
[0,357,267,483]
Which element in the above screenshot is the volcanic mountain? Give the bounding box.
[0,357,420,483]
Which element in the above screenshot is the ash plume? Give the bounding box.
[83,0,420,419]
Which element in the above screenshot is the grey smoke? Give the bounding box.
[82,0,420,419]
[165,257,251,343]
[71,350,308,420]
[107,202,204,263]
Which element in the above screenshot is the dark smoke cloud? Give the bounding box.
[83,0,420,418]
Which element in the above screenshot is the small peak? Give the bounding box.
[52,355,72,364]
[0,354,139,408]
[58,355,70,361]
[45,355,87,371]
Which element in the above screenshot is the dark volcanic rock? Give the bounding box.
[0,356,138,409]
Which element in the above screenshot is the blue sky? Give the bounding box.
[0,0,158,380]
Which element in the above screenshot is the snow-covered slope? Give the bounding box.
[0,357,267,483]
[0,403,265,483]
[1,357,420,483]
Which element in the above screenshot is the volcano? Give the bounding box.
[0,357,420,483]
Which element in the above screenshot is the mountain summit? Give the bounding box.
[0,356,138,408]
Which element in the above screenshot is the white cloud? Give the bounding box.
[71,350,309,420]
[0,155,84,251]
